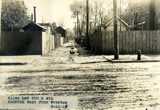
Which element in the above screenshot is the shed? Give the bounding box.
[22,22,46,32]
[16,22,47,55]
[55,26,66,37]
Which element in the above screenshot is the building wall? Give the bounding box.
[0,0,1,36]
[42,31,55,56]
[54,34,61,48]
[60,37,64,46]
[0,31,65,56]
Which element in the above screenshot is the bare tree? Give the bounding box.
[121,0,154,30]
[70,0,110,35]
[70,1,83,37]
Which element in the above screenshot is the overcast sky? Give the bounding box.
[24,0,129,29]
[24,0,78,29]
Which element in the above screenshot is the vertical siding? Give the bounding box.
[91,31,160,54]
[0,32,42,55]
[0,31,56,56]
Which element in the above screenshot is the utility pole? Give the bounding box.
[74,22,77,37]
[149,0,156,30]
[76,11,79,38]
[86,0,90,48]
[94,2,98,28]
[120,0,122,31]
[113,0,119,59]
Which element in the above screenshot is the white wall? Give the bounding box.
[42,31,55,56]
[0,0,1,36]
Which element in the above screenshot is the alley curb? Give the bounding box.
[0,62,27,65]
[103,56,160,63]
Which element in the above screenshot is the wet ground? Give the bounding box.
[0,43,160,110]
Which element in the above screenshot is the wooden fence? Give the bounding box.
[1,31,56,56]
[0,32,42,55]
[89,31,160,54]
[0,31,67,56]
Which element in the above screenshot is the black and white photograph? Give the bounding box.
[0,0,160,110]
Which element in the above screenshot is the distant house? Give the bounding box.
[54,26,67,47]
[38,23,56,53]
[103,17,129,31]
[55,26,66,37]
[39,23,68,48]
[38,23,52,32]
[100,15,147,31]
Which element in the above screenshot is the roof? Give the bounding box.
[38,23,51,27]
[22,22,46,32]
[55,26,65,32]
[104,17,130,29]
[104,17,146,30]
[55,26,66,37]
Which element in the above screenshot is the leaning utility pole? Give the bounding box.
[113,0,119,59]
[86,0,90,48]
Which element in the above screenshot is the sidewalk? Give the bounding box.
[1,41,160,65]
[104,55,160,63]
[47,41,108,64]
[0,55,41,65]
[47,42,160,64]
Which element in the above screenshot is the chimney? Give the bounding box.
[33,6,36,23]
[31,13,33,21]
